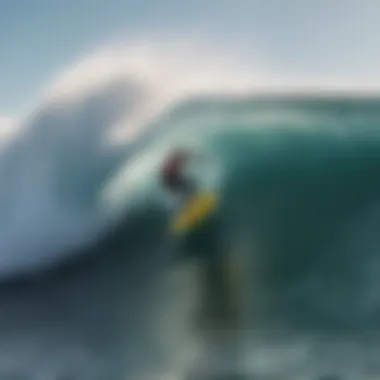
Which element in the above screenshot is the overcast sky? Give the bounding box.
[1,0,379,115]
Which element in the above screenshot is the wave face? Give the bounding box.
[204,97,380,326]
[151,95,380,327]
[2,45,380,379]
[170,97,380,379]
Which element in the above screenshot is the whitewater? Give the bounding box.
[0,40,275,278]
[1,40,380,379]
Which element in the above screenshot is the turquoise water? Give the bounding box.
[3,95,380,379]
[87,95,380,378]
[104,96,380,378]
[139,96,380,378]
[135,95,380,329]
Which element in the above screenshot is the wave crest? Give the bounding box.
[0,40,262,278]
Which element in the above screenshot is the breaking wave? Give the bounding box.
[2,39,380,379]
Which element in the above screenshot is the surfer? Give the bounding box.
[161,149,195,197]
[162,148,219,235]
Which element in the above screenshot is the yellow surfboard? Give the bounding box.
[170,192,218,235]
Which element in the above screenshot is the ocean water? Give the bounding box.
[142,96,380,380]
[2,57,380,379]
